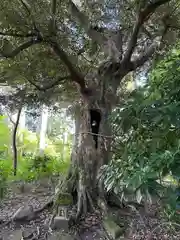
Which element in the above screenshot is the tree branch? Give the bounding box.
[49,40,86,90]
[27,75,70,91]
[116,29,123,58]
[49,0,57,35]
[122,0,171,63]
[51,0,57,16]
[20,0,40,34]
[166,24,180,30]
[0,31,37,38]
[0,38,41,58]
[7,112,15,126]
[69,0,105,45]
[141,26,152,39]
[70,1,124,59]
[129,38,161,70]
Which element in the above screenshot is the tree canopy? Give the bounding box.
[0,0,179,99]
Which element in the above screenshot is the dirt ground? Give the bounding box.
[0,179,180,240]
[0,179,107,240]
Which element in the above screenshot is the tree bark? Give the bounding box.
[71,105,81,165]
[74,102,113,216]
[55,74,118,219]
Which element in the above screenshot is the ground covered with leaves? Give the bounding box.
[0,179,180,240]
[0,179,106,240]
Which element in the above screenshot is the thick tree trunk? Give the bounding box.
[71,105,81,165]
[55,81,117,220]
[56,108,112,217]
[75,103,112,215]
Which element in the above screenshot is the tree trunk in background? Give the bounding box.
[39,105,49,156]
[19,107,26,130]
[19,107,26,158]
[12,105,23,176]
[61,133,65,161]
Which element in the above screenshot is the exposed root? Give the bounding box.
[34,197,54,214]
[86,190,96,212]
[97,197,108,216]
[76,186,96,220]
[0,219,11,228]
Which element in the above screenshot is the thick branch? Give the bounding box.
[0,39,41,58]
[51,0,57,16]
[122,0,171,63]
[129,40,160,70]
[131,21,170,71]
[20,0,40,34]
[0,31,36,38]
[116,29,123,57]
[27,75,70,91]
[166,24,180,30]
[49,40,85,90]
[70,1,124,58]
[49,0,57,34]
[69,0,105,45]
[7,112,15,125]
[141,26,152,39]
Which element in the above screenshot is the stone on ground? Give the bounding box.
[51,216,69,231]
[12,205,34,221]
[48,233,74,240]
[103,217,124,239]
[22,228,35,239]
[2,229,22,240]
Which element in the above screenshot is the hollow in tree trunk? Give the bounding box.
[74,104,112,217]
[55,74,117,219]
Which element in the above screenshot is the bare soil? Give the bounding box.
[0,179,106,240]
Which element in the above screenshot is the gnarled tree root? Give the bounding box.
[76,186,96,220]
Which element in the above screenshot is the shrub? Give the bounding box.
[15,154,70,182]
[0,115,11,160]
[0,159,12,199]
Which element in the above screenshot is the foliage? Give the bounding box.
[0,0,179,104]
[17,129,39,155]
[101,44,180,209]
[150,44,180,102]
[0,159,12,199]
[15,154,70,182]
[0,113,71,187]
[0,115,11,159]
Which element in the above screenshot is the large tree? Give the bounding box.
[0,0,180,218]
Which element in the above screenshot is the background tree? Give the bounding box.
[0,0,180,218]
